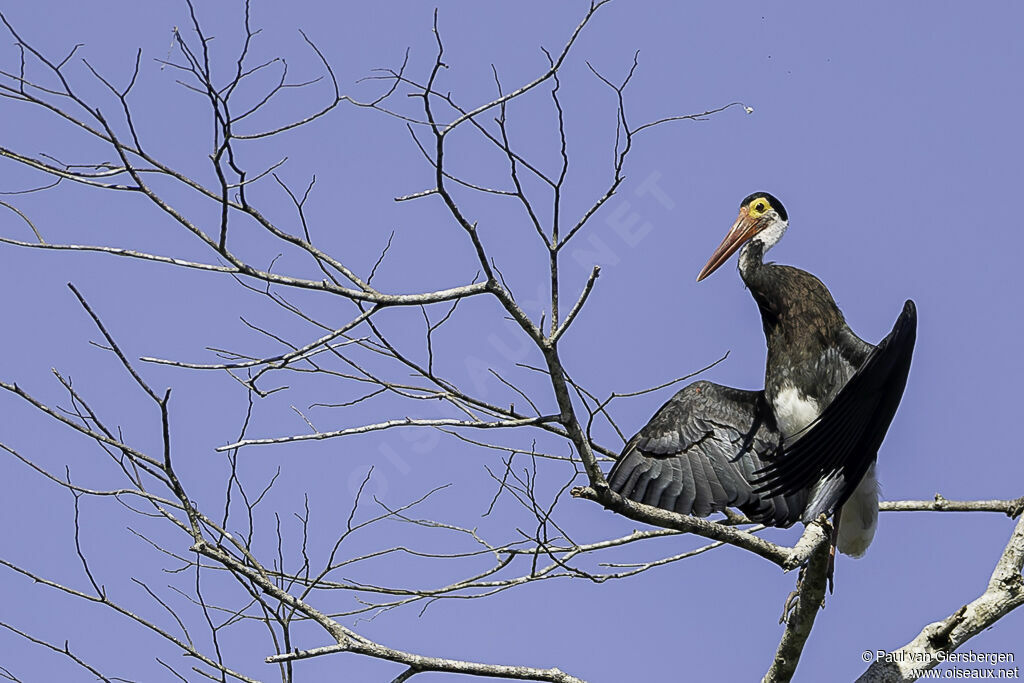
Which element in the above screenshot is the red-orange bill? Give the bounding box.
[696,209,761,282]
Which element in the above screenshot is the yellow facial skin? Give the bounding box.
[747,197,773,218]
[696,196,779,281]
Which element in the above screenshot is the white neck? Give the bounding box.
[756,219,789,252]
[738,219,788,277]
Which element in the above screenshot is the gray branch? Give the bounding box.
[762,522,833,683]
[856,513,1024,682]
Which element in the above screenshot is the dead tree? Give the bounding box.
[0,2,1020,682]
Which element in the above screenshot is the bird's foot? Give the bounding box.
[779,567,806,624]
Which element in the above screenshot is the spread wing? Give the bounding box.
[753,300,917,521]
[608,380,807,526]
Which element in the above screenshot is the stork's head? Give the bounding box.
[697,192,789,282]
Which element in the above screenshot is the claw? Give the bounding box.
[779,567,805,624]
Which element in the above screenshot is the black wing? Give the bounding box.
[753,300,917,521]
[608,380,807,526]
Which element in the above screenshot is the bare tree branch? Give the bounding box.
[856,514,1024,682]
[1,3,1014,683]
[762,521,833,683]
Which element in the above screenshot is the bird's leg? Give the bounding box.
[779,566,806,624]
[826,507,842,594]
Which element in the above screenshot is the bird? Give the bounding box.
[608,192,916,558]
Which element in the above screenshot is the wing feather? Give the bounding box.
[608,380,806,526]
[752,300,917,521]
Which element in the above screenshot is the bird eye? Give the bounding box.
[754,202,766,214]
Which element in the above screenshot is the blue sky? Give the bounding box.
[1,1,1023,681]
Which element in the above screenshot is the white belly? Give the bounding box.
[772,385,820,439]
[837,462,879,558]
[772,386,880,557]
